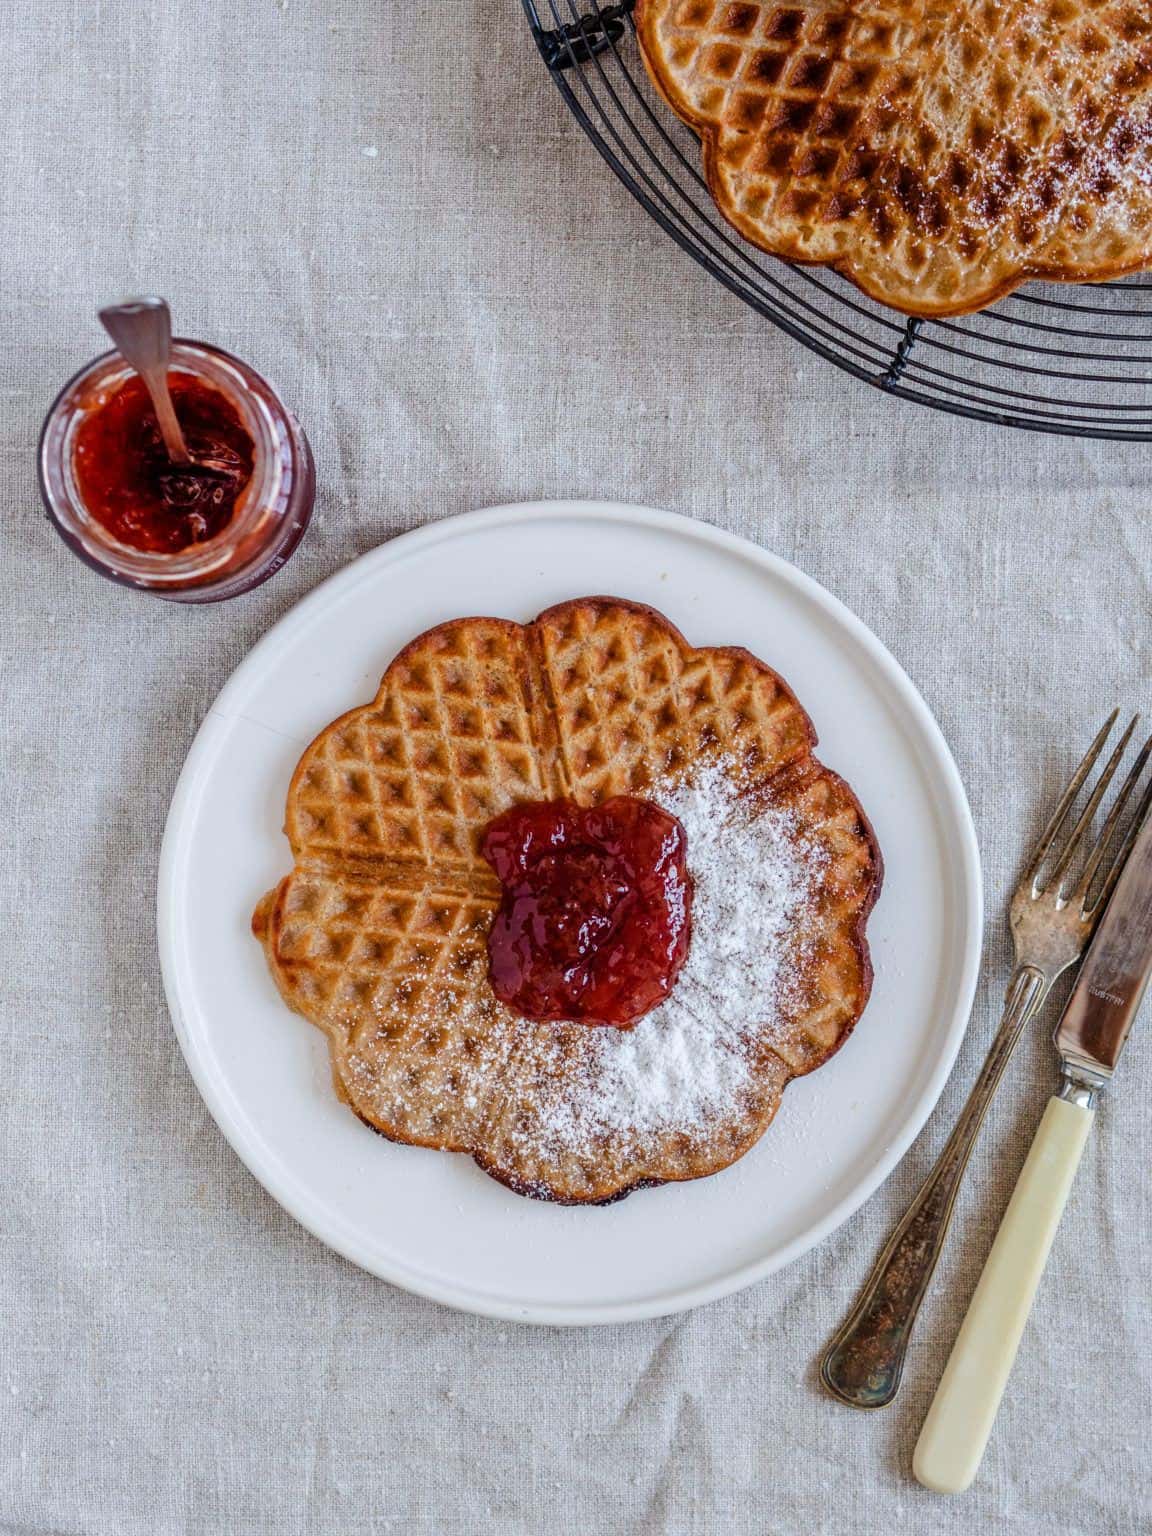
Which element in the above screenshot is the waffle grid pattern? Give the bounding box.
[289,619,549,874]
[256,599,882,1203]
[637,0,1152,314]
[540,600,814,800]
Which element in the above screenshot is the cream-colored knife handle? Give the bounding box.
[913,1094,1093,1495]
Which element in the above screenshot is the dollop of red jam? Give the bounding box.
[72,371,254,553]
[481,796,693,1028]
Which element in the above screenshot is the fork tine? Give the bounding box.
[1066,728,1152,906]
[1085,758,1152,918]
[1048,714,1139,893]
[1024,710,1119,890]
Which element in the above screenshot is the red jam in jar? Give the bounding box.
[39,340,314,602]
[481,796,693,1028]
[71,372,255,554]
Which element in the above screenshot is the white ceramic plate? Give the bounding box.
[159,501,982,1324]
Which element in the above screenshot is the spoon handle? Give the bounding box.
[98,297,191,464]
[142,376,191,467]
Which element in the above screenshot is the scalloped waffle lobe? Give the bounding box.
[636,0,1152,315]
[253,599,882,1204]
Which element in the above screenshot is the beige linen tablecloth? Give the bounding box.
[2,2,1150,1532]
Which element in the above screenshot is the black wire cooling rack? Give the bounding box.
[523,0,1152,440]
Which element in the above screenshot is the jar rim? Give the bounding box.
[39,340,295,589]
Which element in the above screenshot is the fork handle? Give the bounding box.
[913,1091,1093,1492]
[820,966,1047,1408]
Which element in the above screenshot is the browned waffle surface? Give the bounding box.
[636,0,1152,315]
[286,617,554,875]
[254,598,882,1204]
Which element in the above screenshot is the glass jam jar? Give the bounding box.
[39,340,314,602]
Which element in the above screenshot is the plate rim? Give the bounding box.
[158,498,983,1324]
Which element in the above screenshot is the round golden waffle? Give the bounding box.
[253,598,882,1204]
[636,0,1152,315]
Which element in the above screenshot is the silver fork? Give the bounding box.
[821,711,1152,1409]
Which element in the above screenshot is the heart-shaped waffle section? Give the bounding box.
[254,598,882,1204]
[636,0,1152,315]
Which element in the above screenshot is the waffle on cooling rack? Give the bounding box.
[636,0,1152,315]
[253,598,882,1204]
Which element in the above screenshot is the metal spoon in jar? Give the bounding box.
[98,297,193,466]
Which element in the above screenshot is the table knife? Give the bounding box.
[913,796,1152,1494]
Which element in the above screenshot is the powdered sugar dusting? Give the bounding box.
[531,760,826,1153]
[344,757,829,1164]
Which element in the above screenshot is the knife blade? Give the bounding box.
[1055,801,1152,1087]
